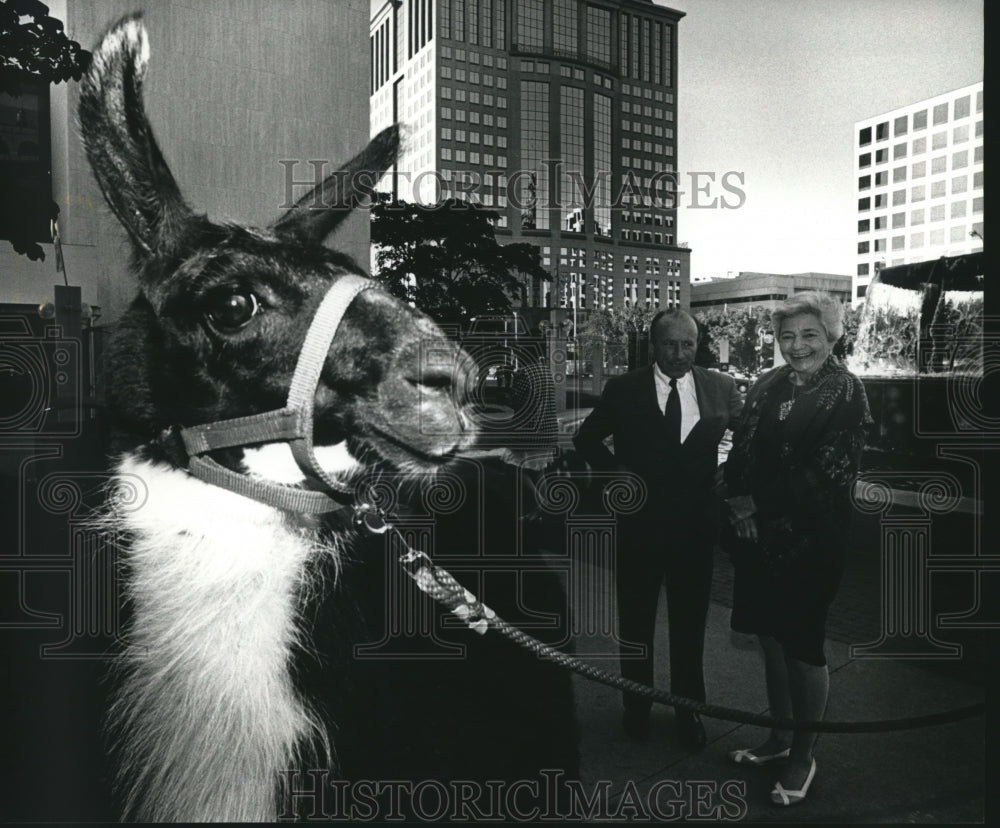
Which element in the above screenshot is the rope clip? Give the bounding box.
[353,502,392,534]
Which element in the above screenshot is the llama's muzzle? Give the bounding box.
[175,275,410,514]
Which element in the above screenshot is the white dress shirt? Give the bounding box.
[653,364,700,443]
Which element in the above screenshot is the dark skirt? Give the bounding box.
[726,524,846,667]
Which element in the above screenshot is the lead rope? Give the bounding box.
[353,502,985,735]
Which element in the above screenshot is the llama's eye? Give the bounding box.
[204,291,260,332]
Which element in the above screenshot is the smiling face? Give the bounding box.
[778,312,834,380]
[651,313,699,379]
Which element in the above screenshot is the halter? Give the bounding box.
[177,274,377,515]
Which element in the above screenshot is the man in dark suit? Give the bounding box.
[573,309,742,751]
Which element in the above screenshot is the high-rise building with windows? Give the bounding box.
[853,81,984,302]
[370,0,689,322]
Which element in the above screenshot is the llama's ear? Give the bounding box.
[78,13,192,262]
[271,124,400,244]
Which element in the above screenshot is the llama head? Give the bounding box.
[80,14,476,488]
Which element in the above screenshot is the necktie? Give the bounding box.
[665,377,681,444]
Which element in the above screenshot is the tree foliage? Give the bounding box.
[581,304,656,344]
[695,305,773,372]
[1,0,90,95]
[370,198,549,328]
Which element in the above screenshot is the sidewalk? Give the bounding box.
[560,551,989,823]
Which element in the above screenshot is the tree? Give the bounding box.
[1,0,90,94]
[370,198,549,328]
[581,304,657,371]
[838,302,865,357]
[582,304,656,344]
[2,0,91,260]
[695,305,772,372]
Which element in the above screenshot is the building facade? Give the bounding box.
[853,81,984,302]
[0,0,372,325]
[370,0,690,324]
[690,271,853,313]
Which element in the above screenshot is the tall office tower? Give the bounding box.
[853,81,983,302]
[371,0,690,323]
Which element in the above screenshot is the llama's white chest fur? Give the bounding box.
[108,452,338,822]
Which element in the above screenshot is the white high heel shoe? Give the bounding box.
[770,758,816,806]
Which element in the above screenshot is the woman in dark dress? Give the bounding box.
[719,291,872,806]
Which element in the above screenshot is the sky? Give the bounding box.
[656,0,984,282]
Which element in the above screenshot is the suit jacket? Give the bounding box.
[574,365,743,530]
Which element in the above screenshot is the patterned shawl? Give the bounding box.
[723,355,873,564]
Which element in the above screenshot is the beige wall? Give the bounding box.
[1,0,371,323]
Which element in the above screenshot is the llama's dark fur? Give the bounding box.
[81,13,578,823]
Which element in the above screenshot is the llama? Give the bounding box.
[81,13,578,823]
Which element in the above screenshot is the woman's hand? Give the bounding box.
[732,515,758,541]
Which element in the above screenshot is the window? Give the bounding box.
[973,196,984,213]
[894,115,908,136]
[892,212,905,228]
[874,216,887,230]
[931,156,946,174]
[892,235,905,250]
[911,184,926,201]
[933,102,949,125]
[974,145,983,164]
[911,161,926,178]
[953,124,969,143]
[874,238,886,252]
[875,148,888,164]
[929,228,945,245]
[910,232,924,248]
[874,193,887,209]
[911,208,925,225]
[952,175,968,194]
[874,171,888,186]
[932,131,947,150]
[893,143,907,159]
[913,109,927,130]
[516,0,545,50]
[858,241,870,254]
[552,0,578,56]
[974,171,984,189]
[930,204,945,222]
[931,180,946,198]
[858,196,871,212]
[859,126,872,146]
[859,152,871,168]
[951,201,966,218]
[893,166,907,183]
[857,265,869,279]
[876,122,889,140]
[912,136,926,154]
[586,6,613,66]
[892,190,906,206]
[953,150,968,169]
[858,219,870,233]
[950,225,966,243]
[954,95,970,119]
[858,174,871,190]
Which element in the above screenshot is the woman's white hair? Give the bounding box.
[771,291,844,343]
